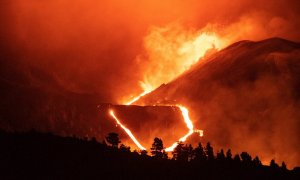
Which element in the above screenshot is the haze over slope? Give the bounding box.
[1,0,300,103]
[136,38,300,167]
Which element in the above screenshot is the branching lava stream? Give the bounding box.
[108,94,203,152]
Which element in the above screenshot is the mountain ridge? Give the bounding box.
[135,37,300,167]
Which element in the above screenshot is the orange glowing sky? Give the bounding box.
[1,0,300,167]
[1,0,300,103]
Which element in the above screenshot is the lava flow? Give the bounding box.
[165,105,203,152]
[109,110,146,150]
[125,90,151,105]
[108,93,203,151]
[106,28,216,151]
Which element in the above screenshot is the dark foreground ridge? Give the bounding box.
[0,130,299,180]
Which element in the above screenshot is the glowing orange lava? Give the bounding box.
[107,27,219,151]
[125,90,152,105]
[139,25,224,94]
[165,105,203,152]
[109,110,146,150]
[113,91,204,151]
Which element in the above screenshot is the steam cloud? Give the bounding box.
[1,0,300,102]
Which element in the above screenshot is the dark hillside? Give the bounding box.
[136,38,300,167]
[0,131,299,180]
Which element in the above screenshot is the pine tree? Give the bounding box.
[240,152,252,163]
[150,137,165,158]
[119,144,131,152]
[281,161,287,171]
[216,149,225,160]
[270,159,279,169]
[253,156,262,167]
[186,144,194,161]
[226,149,232,160]
[105,132,121,148]
[233,154,241,163]
[140,150,148,156]
[162,150,168,159]
[172,141,185,161]
[194,142,206,161]
[205,142,214,161]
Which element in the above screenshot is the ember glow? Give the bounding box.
[133,26,224,102]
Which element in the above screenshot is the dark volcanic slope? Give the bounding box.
[0,59,195,150]
[136,38,300,167]
[0,64,104,139]
[0,65,188,149]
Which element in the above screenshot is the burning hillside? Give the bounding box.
[136,38,300,167]
[1,0,300,170]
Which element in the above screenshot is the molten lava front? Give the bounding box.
[125,90,152,105]
[164,105,203,152]
[109,110,146,150]
[104,29,223,151]
[108,103,203,151]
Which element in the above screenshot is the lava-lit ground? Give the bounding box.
[98,104,196,150]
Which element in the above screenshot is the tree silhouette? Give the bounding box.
[281,161,287,171]
[140,150,148,156]
[226,149,232,160]
[194,142,206,161]
[253,156,262,166]
[172,141,185,161]
[270,159,279,169]
[105,132,121,148]
[119,144,131,152]
[240,152,252,163]
[162,150,168,159]
[233,154,241,163]
[216,149,225,160]
[205,142,214,161]
[172,142,193,161]
[0,130,298,179]
[186,144,194,161]
[150,137,166,158]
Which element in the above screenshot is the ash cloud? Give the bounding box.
[136,39,300,167]
[1,0,300,102]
